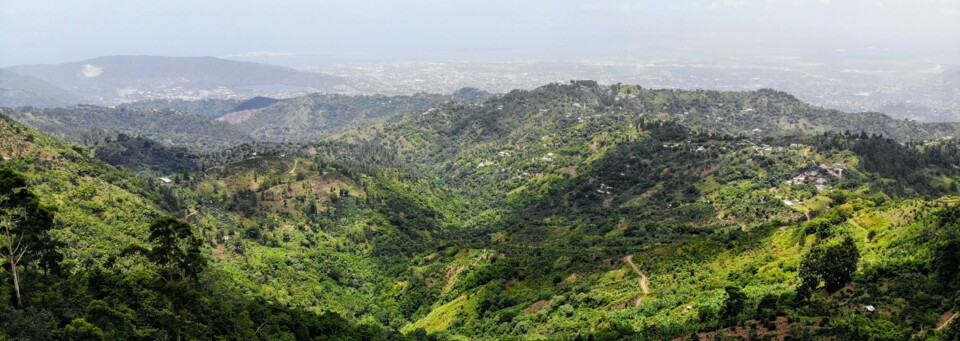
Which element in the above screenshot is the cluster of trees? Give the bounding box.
[93,133,200,174]
[0,168,60,306]
[933,205,960,292]
[798,237,860,297]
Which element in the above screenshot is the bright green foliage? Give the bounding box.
[2,82,960,340]
[0,114,408,339]
[62,318,105,341]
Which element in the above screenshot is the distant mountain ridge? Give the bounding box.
[2,55,349,105]
[0,69,78,107]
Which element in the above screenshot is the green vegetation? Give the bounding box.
[2,82,960,339]
[798,237,860,296]
[223,93,455,142]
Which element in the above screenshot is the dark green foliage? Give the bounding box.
[828,315,910,341]
[93,133,199,174]
[799,237,860,295]
[456,258,520,293]
[145,217,206,281]
[230,96,280,112]
[399,277,433,319]
[756,294,781,321]
[230,188,259,218]
[934,237,960,289]
[811,132,960,195]
[802,205,852,239]
[0,168,62,305]
[933,205,960,290]
[719,286,746,324]
[590,319,637,340]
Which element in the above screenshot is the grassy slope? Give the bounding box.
[0,114,167,269]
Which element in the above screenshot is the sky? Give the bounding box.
[1,0,958,66]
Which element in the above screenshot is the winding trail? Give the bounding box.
[288,159,299,175]
[184,208,199,220]
[623,255,650,306]
[937,311,959,331]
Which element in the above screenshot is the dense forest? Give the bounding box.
[1,82,959,339]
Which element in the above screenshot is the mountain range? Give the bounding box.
[1,55,349,106]
[0,81,959,339]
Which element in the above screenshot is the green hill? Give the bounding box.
[3,81,960,339]
[0,113,414,340]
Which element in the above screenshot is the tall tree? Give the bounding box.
[146,217,205,282]
[0,168,59,306]
[141,217,207,340]
[720,286,746,323]
[798,237,860,297]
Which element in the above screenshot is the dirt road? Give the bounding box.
[623,255,650,306]
[937,311,959,331]
[288,159,299,175]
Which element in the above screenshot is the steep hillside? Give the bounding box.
[0,114,173,254]
[164,91,960,339]
[174,150,461,325]
[0,113,414,340]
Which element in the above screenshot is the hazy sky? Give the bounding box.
[1,0,958,66]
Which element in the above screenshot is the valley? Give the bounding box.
[1,82,959,339]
